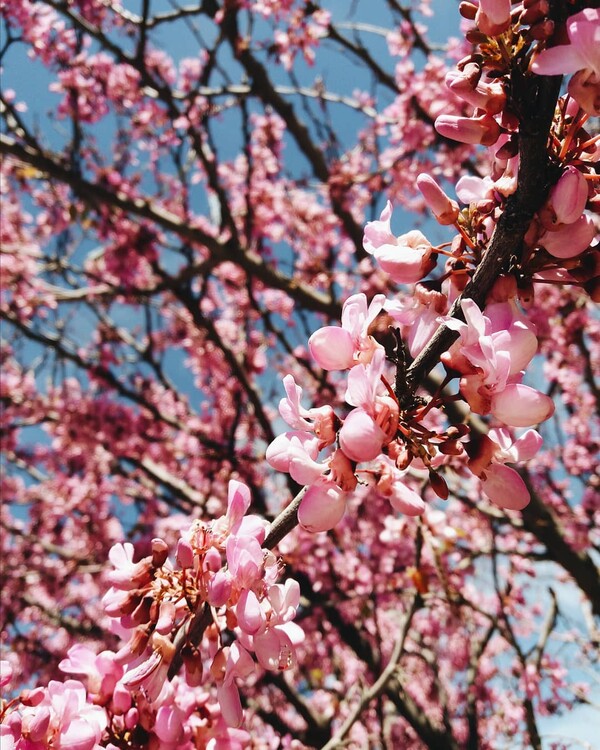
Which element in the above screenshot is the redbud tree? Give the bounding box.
[1,1,598,748]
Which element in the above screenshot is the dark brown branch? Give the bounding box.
[406,71,563,391]
[520,471,600,617]
[0,135,338,318]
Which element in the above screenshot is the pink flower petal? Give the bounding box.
[339,408,385,462]
[298,480,346,533]
[481,463,530,510]
[387,482,426,516]
[309,326,355,370]
[491,384,555,427]
[236,590,265,636]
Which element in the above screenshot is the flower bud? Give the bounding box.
[539,214,596,258]
[151,538,169,569]
[339,408,386,463]
[417,173,459,225]
[176,538,194,569]
[543,166,588,227]
[297,479,346,533]
[435,113,502,146]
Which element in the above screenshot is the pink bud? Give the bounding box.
[476,0,511,35]
[417,174,459,225]
[373,230,435,284]
[151,538,169,568]
[236,589,265,635]
[481,463,530,510]
[112,683,132,714]
[435,113,502,146]
[207,569,232,607]
[297,480,346,533]
[155,600,176,635]
[546,167,588,226]
[539,214,596,258]
[176,538,194,569]
[339,408,386,463]
[491,384,555,427]
[309,326,355,370]
[481,0,511,23]
[217,682,244,728]
[226,480,252,525]
[124,707,140,730]
[155,706,183,743]
[387,481,426,516]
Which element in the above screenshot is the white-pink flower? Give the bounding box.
[308,292,386,370]
[531,9,600,115]
[363,201,435,284]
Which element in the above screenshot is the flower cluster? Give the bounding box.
[0,669,107,750]
[102,480,303,728]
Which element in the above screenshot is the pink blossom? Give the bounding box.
[236,589,266,635]
[491,383,555,427]
[468,428,543,510]
[477,0,511,34]
[253,622,303,671]
[531,9,600,114]
[538,214,596,258]
[265,430,326,484]
[480,463,531,510]
[121,634,175,702]
[211,643,255,728]
[363,202,435,283]
[444,68,506,115]
[308,293,386,370]
[385,286,447,357]
[416,173,460,225]
[19,680,107,750]
[154,705,185,746]
[443,299,552,426]
[339,407,387,462]
[226,535,263,590]
[541,166,589,228]
[297,479,347,532]
[211,479,252,540]
[374,458,426,516]
[0,660,13,688]
[106,542,152,588]
[277,374,337,447]
[435,113,502,147]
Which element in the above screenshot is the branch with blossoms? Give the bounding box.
[1,1,599,748]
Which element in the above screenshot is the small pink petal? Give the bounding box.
[387,482,426,516]
[56,718,99,750]
[226,480,252,524]
[539,214,596,259]
[339,408,385,463]
[298,480,346,533]
[154,706,183,744]
[491,384,555,427]
[309,326,355,370]
[511,429,544,462]
[481,463,530,510]
[236,590,265,635]
[217,682,244,728]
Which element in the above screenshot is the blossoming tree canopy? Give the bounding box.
[1,1,599,748]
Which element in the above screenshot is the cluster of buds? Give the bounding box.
[102,480,303,728]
